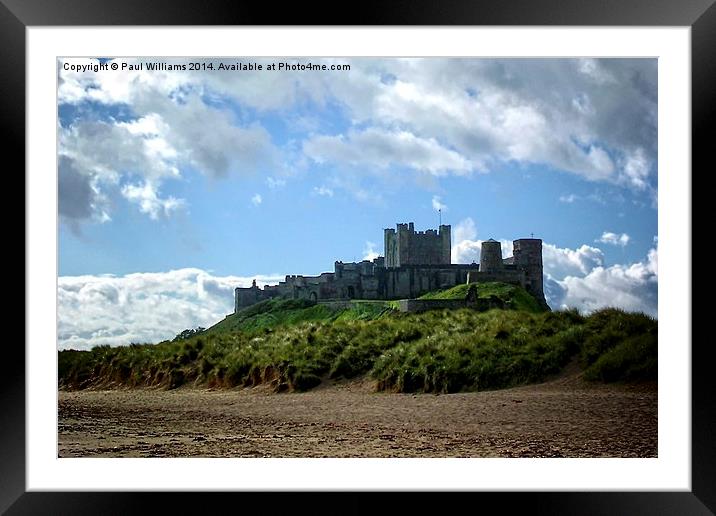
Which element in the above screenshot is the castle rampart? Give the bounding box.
[234,222,548,311]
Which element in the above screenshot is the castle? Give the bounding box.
[234,222,547,312]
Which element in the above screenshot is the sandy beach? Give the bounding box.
[58,364,657,459]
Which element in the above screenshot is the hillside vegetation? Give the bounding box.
[206,298,394,335]
[59,283,657,393]
[419,282,544,313]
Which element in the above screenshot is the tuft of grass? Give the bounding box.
[370,310,584,393]
[580,309,657,382]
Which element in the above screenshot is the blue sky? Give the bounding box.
[57,58,658,349]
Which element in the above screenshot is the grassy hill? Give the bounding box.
[419,282,545,313]
[59,284,657,393]
[205,298,395,335]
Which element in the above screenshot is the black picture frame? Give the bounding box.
[6,0,712,514]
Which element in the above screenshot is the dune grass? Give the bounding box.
[59,301,656,393]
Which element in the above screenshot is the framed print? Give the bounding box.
[7,0,714,513]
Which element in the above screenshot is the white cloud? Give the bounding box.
[58,155,111,230]
[143,95,278,180]
[267,177,286,189]
[362,241,380,261]
[432,195,447,211]
[121,182,184,219]
[542,243,604,278]
[251,193,263,206]
[303,128,476,176]
[597,231,630,247]
[57,243,658,350]
[451,218,479,263]
[58,269,286,350]
[454,217,477,242]
[59,57,657,218]
[313,186,334,197]
[549,245,657,316]
[571,93,594,115]
[58,61,281,225]
[585,146,615,180]
[59,118,179,183]
[577,58,617,85]
[450,218,513,265]
[58,57,324,111]
[448,219,655,315]
[327,59,654,189]
[452,240,482,264]
[620,147,651,190]
[559,194,578,203]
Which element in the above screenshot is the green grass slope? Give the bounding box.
[59,302,657,393]
[419,282,545,313]
[206,298,394,335]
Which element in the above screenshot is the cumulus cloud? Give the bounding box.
[620,147,651,190]
[547,245,657,316]
[450,218,512,265]
[451,218,480,263]
[597,231,630,247]
[542,243,604,278]
[320,58,656,190]
[58,155,111,229]
[59,57,656,217]
[58,269,286,350]
[362,241,380,261]
[303,128,476,176]
[251,193,263,206]
[58,240,658,350]
[58,57,326,111]
[58,60,281,226]
[136,94,278,180]
[121,182,184,219]
[449,217,656,315]
[453,217,477,242]
[58,118,180,224]
[542,241,656,316]
[559,194,577,204]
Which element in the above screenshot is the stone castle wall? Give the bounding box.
[234,223,547,312]
[398,296,506,313]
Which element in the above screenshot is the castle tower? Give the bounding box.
[383,222,451,267]
[440,224,451,264]
[384,229,397,267]
[480,239,503,273]
[397,223,411,266]
[513,238,547,307]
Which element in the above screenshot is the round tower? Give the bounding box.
[480,239,503,273]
